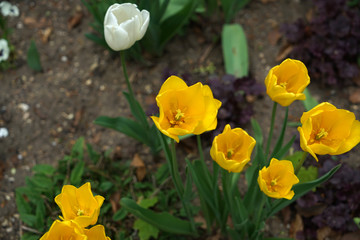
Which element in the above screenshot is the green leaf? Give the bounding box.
[271,107,288,157]
[21,233,40,240]
[139,197,158,209]
[273,135,296,160]
[27,40,42,72]
[121,198,195,235]
[250,118,263,145]
[133,219,160,240]
[35,198,46,231]
[268,164,341,217]
[94,116,150,147]
[71,137,84,161]
[19,213,37,227]
[113,208,128,221]
[159,0,198,49]
[70,161,85,186]
[98,181,113,192]
[222,24,249,78]
[32,164,56,176]
[28,174,54,192]
[297,166,318,184]
[15,189,32,215]
[285,151,306,172]
[86,143,100,164]
[303,88,319,111]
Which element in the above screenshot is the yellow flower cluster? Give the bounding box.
[152,58,360,201]
[40,182,110,240]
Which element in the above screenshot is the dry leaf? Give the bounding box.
[73,107,85,127]
[289,214,303,239]
[41,27,52,43]
[131,154,146,181]
[317,226,333,240]
[194,215,207,230]
[349,88,360,104]
[110,191,121,213]
[68,11,83,30]
[268,28,281,46]
[276,44,293,62]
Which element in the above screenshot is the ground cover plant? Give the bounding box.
[8,1,360,240]
[281,0,360,86]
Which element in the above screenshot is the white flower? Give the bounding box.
[104,3,150,51]
[0,1,19,17]
[0,39,9,62]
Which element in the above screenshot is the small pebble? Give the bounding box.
[0,128,8,138]
[18,103,29,112]
[61,56,68,62]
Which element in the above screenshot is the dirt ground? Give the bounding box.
[1,0,360,239]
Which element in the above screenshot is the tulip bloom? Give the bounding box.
[55,182,105,228]
[298,102,360,161]
[104,3,150,51]
[258,158,299,200]
[84,225,111,240]
[210,124,256,172]
[265,58,310,106]
[151,76,221,142]
[40,220,86,240]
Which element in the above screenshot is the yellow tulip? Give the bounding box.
[258,158,299,200]
[84,225,111,240]
[264,58,310,106]
[297,102,360,161]
[151,75,222,142]
[210,124,256,172]
[40,220,86,240]
[55,182,105,228]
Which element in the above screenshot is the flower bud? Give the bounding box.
[104,3,150,51]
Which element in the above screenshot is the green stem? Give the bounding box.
[254,194,266,235]
[197,135,204,162]
[170,140,184,196]
[120,51,135,98]
[170,140,197,234]
[295,151,309,175]
[265,102,278,158]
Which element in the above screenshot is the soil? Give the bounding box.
[1,0,360,239]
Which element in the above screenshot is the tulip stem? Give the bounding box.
[170,139,198,235]
[265,102,278,158]
[120,52,135,98]
[197,135,204,162]
[295,151,309,175]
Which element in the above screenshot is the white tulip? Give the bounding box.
[0,39,9,62]
[104,3,150,51]
[0,1,19,17]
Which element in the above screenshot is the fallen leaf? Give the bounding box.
[317,226,337,240]
[276,44,293,62]
[268,28,281,46]
[131,154,146,181]
[68,11,83,30]
[73,107,85,127]
[289,214,303,239]
[41,27,52,43]
[348,88,360,104]
[194,215,207,230]
[110,191,121,213]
